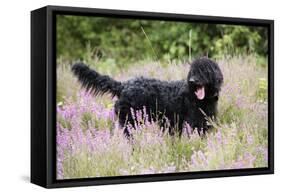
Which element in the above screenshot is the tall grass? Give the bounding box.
[56,55,268,179]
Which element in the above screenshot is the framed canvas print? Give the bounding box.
[31,5,274,188]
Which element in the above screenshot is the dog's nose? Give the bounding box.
[189,76,197,83]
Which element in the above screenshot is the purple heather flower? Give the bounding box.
[246,135,254,145]
[140,168,155,175]
[216,130,223,145]
[163,165,176,173]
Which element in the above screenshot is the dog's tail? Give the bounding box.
[71,62,123,97]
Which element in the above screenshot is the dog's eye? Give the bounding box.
[217,78,223,83]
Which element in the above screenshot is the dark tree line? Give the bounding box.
[57,15,268,66]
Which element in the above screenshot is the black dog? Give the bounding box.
[72,57,223,136]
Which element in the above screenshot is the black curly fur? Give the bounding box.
[72,57,223,136]
[72,63,123,97]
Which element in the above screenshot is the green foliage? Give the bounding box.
[57,15,268,66]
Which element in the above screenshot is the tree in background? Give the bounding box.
[57,15,268,67]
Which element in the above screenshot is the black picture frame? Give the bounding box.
[31,5,274,188]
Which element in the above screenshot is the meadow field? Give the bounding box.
[56,55,268,179]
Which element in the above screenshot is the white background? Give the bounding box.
[0,0,279,193]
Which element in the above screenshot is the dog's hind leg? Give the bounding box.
[116,107,134,139]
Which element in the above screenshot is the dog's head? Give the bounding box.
[187,57,223,101]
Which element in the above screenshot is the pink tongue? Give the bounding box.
[195,87,205,100]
